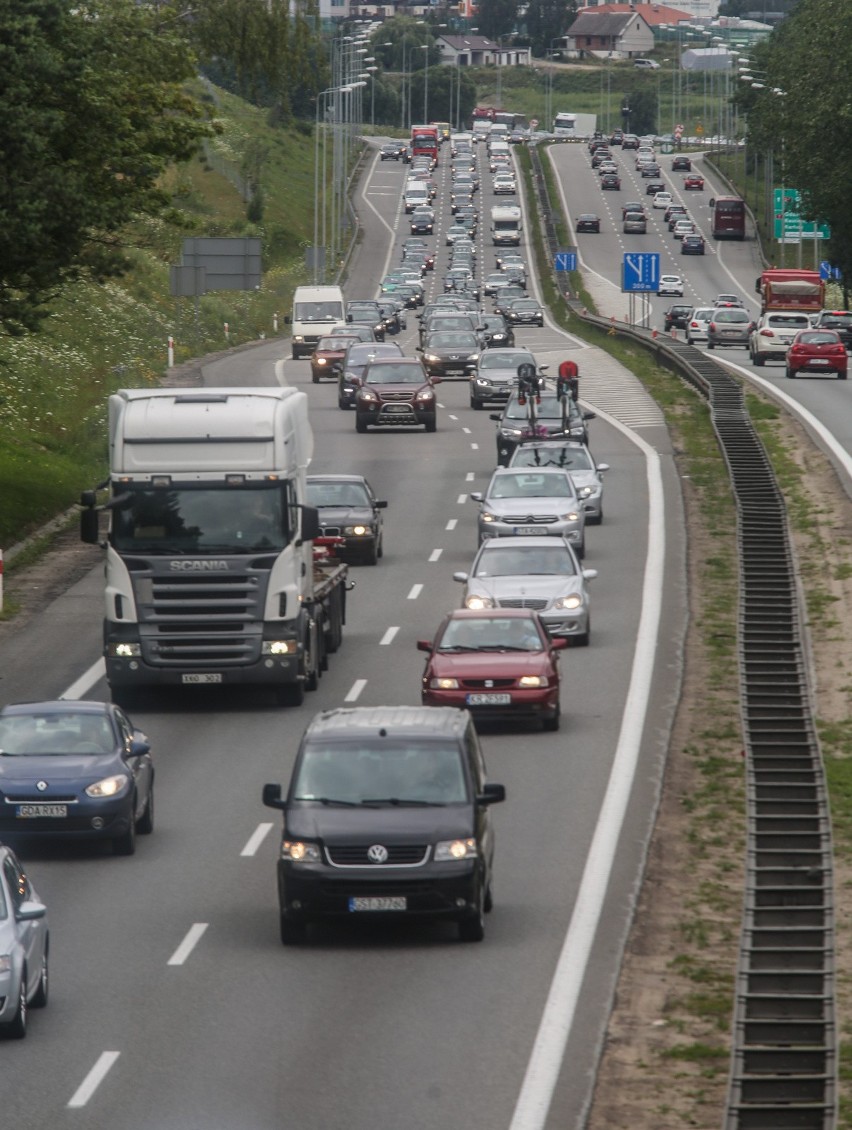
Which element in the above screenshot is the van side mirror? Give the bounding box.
[262,783,286,810]
[477,782,506,805]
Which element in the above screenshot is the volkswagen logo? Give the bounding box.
[367,844,389,864]
[36,780,48,792]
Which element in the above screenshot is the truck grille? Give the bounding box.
[130,559,272,667]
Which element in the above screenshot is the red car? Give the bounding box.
[684,174,705,190]
[785,329,848,380]
[310,333,362,383]
[418,609,567,730]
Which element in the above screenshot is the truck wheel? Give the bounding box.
[110,687,144,712]
[277,683,305,707]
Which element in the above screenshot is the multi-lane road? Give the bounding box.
[0,133,761,1130]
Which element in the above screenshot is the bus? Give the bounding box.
[711,196,746,241]
[553,112,577,136]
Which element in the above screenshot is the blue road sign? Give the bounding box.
[622,252,660,293]
[819,260,842,282]
[555,252,577,272]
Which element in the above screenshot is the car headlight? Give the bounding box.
[423,354,441,364]
[561,511,581,522]
[429,677,459,689]
[518,675,548,687]
[465,594,494,609]
[85,774,130,798]
[554,593,583,610]
[576,485,594,498]
[481,511,496,523]
[359,390,379,402]
[475,378,491,386]
[503,427,524,437]
[343,524,371,537]
[469,354,480,363]
[282,841,322,863]
[434,838,478,861]
[316,357,328,366]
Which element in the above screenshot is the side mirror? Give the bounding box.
[300,505,321,542]
[15,900,47,923]
[81,506,100,546]
[284,314,292,325]
[489,413,502,422]
[469,491,483,502]
[416,639,432,652]
[596,463,610,473]
[583,411,597,421]
[551,637,570,650]
[431,375,442,384]
[452,571,469,583]
[539,364,549,372]
[583,568,598,581]
[375,500,388,509]
[477,782,506,805]
[262,783,286,810]
[129,738,151,757]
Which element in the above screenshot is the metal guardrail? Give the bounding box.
[528,146,837,1130]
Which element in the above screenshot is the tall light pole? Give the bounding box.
[366,64,378,129]
[421,43,429,123]
[314,84,351,284]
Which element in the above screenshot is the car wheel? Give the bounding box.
[137,785,154,835]
[542,702,561,731]
[707,343,715,350]
[575,625,590,647]
[355,416,368,433]
[280,915,307,946]
[471,398,482,410]
[7,970,27,1038]
[425,417,437,433]
[839,371,848,380]
[311,373,320,384]
[458,890,485,943]
[113,806,137,856]
[752,352,765,367]
[338,397,347,410]
[31,948,48,1009]
[365,540,378,566]
[785,367,795,379]
[304,635,319,692]
[576,539,585,561]
[483,881,494,914]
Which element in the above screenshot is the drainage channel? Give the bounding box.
[525,147,837,1129]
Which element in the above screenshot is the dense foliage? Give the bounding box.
[0,0,213,336]
[739,0,852,293]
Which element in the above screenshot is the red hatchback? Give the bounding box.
[683,174,705,190]
[786,330,848,380]
[418,609,567,731]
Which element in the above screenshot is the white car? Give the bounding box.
[653,191,673,209]
[657,274,684,297]
[749,312,812,366]
[672,219,696,240]
[685,307,716,345]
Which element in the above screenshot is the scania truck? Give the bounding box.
[81,387,349,706]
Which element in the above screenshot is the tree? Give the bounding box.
[746,0,852,288]
[0,0,213,336]
[525,0,577,58]
[623,89,656,137]
[475,0,519,41]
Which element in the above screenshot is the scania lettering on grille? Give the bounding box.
[169,560,229,571]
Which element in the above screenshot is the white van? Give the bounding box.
[286,285,345,360]
[403,181,430,213]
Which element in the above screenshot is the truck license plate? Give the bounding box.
[17,804,67,818]
[182,673,223,684]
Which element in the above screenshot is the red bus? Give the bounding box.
[711,196,746,241]
[410,125,439,166]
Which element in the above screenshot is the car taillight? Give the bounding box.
[709,323,717,332]
[760,329,775,337]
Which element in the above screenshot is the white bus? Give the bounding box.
[553,112,576,136]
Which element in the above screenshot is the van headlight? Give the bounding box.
[282,841,321,863]
[434,838,478,861]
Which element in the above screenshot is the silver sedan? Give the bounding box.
[0,843,49,1038]
[470,467,586,557]
[453,537,597,645]
[507,440,609,524]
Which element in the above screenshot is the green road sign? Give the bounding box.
[773,187,831,240]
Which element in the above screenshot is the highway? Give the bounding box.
[0,138,691,1129]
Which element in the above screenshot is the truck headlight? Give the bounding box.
[262,640,298,655]
[108,642,141,658]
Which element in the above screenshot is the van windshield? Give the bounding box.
[294,301,343,321]
[293,740,468,805]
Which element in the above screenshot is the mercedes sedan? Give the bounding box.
[470,467,586,556]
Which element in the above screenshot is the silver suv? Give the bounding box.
[749,312,811,366]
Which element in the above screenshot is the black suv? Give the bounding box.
[813,310,852,347]
[262,706,506,944]
[491,390,595,465]
[663,304,694,332]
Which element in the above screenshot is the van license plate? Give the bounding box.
[349,897,407,912]
[182,673,223,684]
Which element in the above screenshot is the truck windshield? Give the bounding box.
[111,486,291,554]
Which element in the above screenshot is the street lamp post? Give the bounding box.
[421,43,429,123]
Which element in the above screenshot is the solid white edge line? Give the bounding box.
[509,408,665,1130]
[167,922,209,967]
[379,626,400,646]
[240,823,274,858]
[345,678,367,702]
[407,583,423,599]
[67,1051,121,1108]
[60,658,106,701]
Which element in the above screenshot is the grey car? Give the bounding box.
[470,467,586,557]
[306,474,387,565]
[470,348,538,410]
[0,843,48,1038]
[508,440,609,523]
[453,537,597,645]
[707,308,754,350]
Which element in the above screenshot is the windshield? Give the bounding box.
[0,711,115,756]
[317,336,356,351]
[294,301,343,322]
[489,472,573,499]
[428,333,477,348]
[347,344,401,367]
[480,352,533,371]
[512,446,592,470]
[366,363,425,385]
[293,741,467,805]
[438,616,545,652]
[306,481,370,508]
[474,545,576,577]
[111,485,291,554]
[505,397,575,422]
